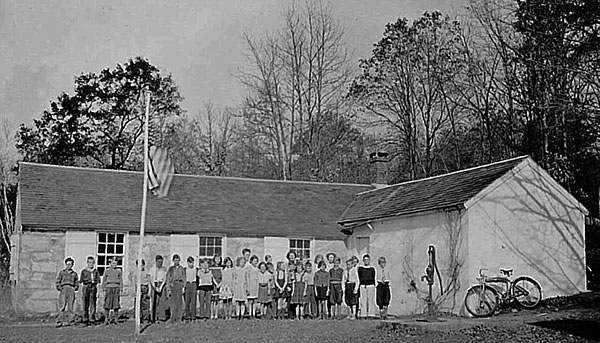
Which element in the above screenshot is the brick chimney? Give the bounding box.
[370,151,390,186]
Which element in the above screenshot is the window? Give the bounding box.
[289,239,311,260]
[199,236,223,258]
[97,232,125,276]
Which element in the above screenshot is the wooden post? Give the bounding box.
[135,90,151,335]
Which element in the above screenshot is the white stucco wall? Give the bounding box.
[467,161,587,299]
[349,210,469,316]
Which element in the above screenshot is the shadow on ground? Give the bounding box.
[530,319,600,342]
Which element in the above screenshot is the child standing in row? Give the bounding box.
[80,256,100,325]
[314,261,330,319]
[376,256,391,320]
[232,257,247,319]
[197,258,216,319]
[358,254,377,319]
[219,257,234,319]
[257,262,273,317]
[103,257,123,325]
[304,262,316,318]
[344,257,359,320]
[246,255,260,318]
[329,257,344,319]
[56,257,79,327]
[273,261,288,319]
[184,256,197,321]
[210,255,223,319]
[290,262,306,320]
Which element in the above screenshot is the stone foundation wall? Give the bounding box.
[15,232,65,314]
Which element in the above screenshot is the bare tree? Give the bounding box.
[238,0,355,181]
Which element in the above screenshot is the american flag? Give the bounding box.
[147,114,174,198]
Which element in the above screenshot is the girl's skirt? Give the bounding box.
[247,280,259,300]
[232,282,247,302]
[344,282,359,306]
[219,284,233,300]
[273,278,289,298]
[290,281,306,304]
[257,283,272,304]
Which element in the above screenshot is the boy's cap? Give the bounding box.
[173,254,180,260]
[64,257,74,264]
[155,255,164,261]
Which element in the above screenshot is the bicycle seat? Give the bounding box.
[499,268,513,276]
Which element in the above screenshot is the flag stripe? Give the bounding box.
[147,112,174,198]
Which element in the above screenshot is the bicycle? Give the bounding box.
[464,267,542,318]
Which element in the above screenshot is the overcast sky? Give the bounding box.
[0,0,464,125]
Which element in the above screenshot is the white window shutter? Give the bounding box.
[170,234,200,267]
[264,237,289,263]
[65,231,97,272]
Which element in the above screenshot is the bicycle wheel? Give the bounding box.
[512,276,542,309]
[464,285,499,317]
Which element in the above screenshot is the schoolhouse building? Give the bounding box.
[10,156,589,316]
[10,162,370,313]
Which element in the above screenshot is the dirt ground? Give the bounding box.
[1,293,599,343]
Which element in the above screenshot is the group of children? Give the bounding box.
[54,248,392,327]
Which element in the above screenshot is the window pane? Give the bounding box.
[215,237,221,245]
[107,233,115,243]
[199,237,206,246]
[99,233,106,243]
[305,240,310,249]
[107,245,114,254]
[305,250,310,259]
[98,244,105,254]
[207,237,214,246]
[290,240,296,248]
[215,247,222,256]
[98,256,105,266]
[207,247,214,257]
[98,267,105,276]
[116,234,124,243]
[116,245,123,254]
[199,247,206,256]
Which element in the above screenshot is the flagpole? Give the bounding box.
[135,90,151,335]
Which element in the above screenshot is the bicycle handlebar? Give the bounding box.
[478,268,488,277]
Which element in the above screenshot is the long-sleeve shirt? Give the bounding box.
[56,269,79,290]
[358,265,377,287]
[166,265,186,289]
[377,266,390,283]
[80,268,100,285]
[329,267,344,284]
[345,266,360,293]
[314,270,330,287]
[103,267,122,289]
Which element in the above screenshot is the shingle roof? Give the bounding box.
[338,156,529,226]
[18,163,372,239]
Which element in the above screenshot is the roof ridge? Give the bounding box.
[354,155,529,196]
[19,161,372,188]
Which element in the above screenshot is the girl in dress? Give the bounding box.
[256,262,273,318]
[273,261,288,319]
[219,257,234,320]
[232,256,248,319]
[210,255,223,319]
[246,255,260,318]
[290,261,306,320]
